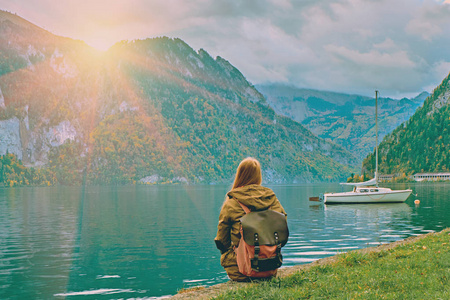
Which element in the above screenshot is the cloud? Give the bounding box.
[406,1,450,41]
[325,45,416,69]
[1,0,450,97]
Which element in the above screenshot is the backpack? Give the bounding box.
[234,201,289,278]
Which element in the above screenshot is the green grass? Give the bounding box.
[214,229,450,299]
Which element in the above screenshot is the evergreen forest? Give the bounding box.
[362,72,450,176]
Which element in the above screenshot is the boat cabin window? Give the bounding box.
[370,189,379,192]
[360,189,369,193]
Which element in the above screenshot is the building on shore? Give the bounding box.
[379,174,395,182]
[413,172,450,182]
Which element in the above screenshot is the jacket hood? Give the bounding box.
[227,184,276,211]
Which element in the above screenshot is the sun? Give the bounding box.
[84,33,120,52]
[80,20,128,51]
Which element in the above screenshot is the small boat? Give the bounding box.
[323,181,412,204]
[324,91,412,204]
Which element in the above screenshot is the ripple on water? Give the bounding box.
[286,245,319,250]
[310,239,343,243]
[96,275,121,279]
[380,234,402,238]
[54,288,135,297]
[326,246,359,251]
[284,257,319,264]
[292,251,338,256]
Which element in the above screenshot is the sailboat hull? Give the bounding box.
[324,189,412,204]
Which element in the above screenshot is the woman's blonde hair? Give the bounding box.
[232,157,262,189]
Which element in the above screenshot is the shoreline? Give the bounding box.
[169,229,448,299]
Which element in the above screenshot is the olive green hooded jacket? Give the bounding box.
[215,184,286,269]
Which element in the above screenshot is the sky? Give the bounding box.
[1,0,450,98]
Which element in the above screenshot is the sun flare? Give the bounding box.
[79,18,129,51]
[84,33,120,51]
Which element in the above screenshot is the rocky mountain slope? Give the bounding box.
[0,10,356,185]
[257,84,428,162]
[362,72,450,175]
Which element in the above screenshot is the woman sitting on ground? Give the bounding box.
[214,157,286,281]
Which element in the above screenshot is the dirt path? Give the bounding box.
[170,229,448,299]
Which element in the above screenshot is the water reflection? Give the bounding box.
[324,202,411,214]
[0,183,449,299]
[325,203,415,241]
[282,203,409,266]
[0,187,80,299]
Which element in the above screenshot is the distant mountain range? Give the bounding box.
[362,72,450,176]
[256,84,428,162]
[0,10,356,185]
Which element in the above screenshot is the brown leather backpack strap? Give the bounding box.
[235,199,251,214]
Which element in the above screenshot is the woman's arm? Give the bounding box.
[214,199,232,253]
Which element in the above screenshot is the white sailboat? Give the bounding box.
[324,91,412,204]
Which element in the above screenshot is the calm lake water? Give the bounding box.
[0,182,449,299]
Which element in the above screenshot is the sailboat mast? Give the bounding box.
[375,90,379,186]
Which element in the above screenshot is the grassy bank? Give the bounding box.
[213,229,450,299]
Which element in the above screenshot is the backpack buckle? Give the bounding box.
[252,233,260,271]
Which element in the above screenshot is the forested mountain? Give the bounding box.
[257,84,427,162]
[362,72,450,175]
[0,10,356,185]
